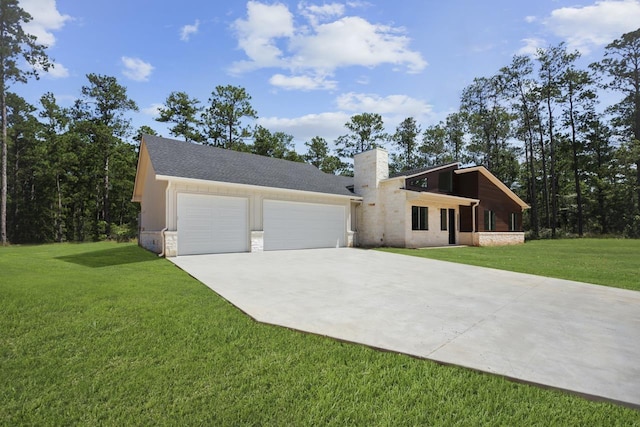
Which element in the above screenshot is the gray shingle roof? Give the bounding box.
[143,135,356,197]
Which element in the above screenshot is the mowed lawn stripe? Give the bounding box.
[1,242,638,425]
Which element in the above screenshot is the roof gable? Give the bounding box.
[141,135,355,197]
[455,166,529,209]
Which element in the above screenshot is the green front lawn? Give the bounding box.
[379,238,640,291]
[1,242,638,425]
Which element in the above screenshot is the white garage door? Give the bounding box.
[177,193,248,255]
[264,200,346,251]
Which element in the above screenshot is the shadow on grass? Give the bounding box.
[56,245,160,268]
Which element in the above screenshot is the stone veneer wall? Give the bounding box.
[354,148,389,247]
[164,231,178,257]
[347,230,356,247]
[139,231,163,254]
[251,231,264,252]
[475,232,524,246]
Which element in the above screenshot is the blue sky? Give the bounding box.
[14,0,640,152]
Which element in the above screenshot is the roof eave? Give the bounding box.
[156,174,362,200]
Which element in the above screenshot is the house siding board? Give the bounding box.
[477,173,522,232]
[459,205,473,232]
[454,171,479,199]
[140,154,167,232]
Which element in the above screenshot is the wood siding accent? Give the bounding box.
[476,172,522,232]
[454,171,479,199]
[405,165,459,193]
[459,205,473,232]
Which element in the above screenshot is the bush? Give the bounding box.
[624,215,640,238]
[110,223,137,243]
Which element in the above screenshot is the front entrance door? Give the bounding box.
[448,209,456,245]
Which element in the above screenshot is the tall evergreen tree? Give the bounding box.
[74,74,138,238]
[335,112,388,159]
[391,117,421,171]
[559,67,596,236]
[596,28,640,216]
[303,136,343,174]
[202,85,257,150]
[420,122,450,167]
[500,55,541,236]
[39,92,71,242]
[0,0,51,244]
[156,91,204,143]
[536,43,579,237]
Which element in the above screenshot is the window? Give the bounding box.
[438,170,453,193]
[484,209,496,231]
[509,212,519,231]
[440,208,448,230]
[412,206,428,230]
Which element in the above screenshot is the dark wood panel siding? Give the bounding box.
[454,171,479,199]
[477,173,522,232]
[459,205,473,232]
[405,165,459,193]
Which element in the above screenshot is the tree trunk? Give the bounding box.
[535,109,550,228]
[527,133,539,237]
[547,94,557,238]
[567,85,583,236]
[1,89,6,245]
[56,173,63,242]
[103,154,110,237]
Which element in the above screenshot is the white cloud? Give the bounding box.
[299,2,345,26]
[517,37,546,56]
[258,111,350,144]
[121,57,154,82]
[46,62,69,78]
[269,73,337,90]
[336,92,432,117]
[33,61,69,78]
[231,1,426,88]
[142,103,164,116]
[231,1,295,73]
[180,19,200,41]
[258,91,434,148]
[544,0,640,52]
[289,16,426,73]
[524,15,537,23]
[19,0,71,46]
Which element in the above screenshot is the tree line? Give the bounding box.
[2,0,639,243]
[151,29,640,239]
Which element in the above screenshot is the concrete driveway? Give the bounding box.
[170,248,640,408]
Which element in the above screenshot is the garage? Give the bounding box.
[264,200,346,251]
[177,193,249,255]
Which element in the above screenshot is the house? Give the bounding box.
[132,135,528,256]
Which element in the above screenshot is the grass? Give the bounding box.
[379,238,640,291]
[1,242,638,425]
